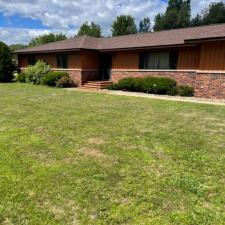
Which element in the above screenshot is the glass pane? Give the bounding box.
[158,52,170,69]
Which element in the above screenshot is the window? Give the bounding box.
[28,55,36,65]
[57,54,68,68]
[139,51,178,69]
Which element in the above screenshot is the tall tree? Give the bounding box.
[111,15,137,36]
[202,2,225,25]
[139,17,151,33]
[191,2,225,27]
[0,42,16,82]
[29,33,67,47]
[77,22,102,37]
[191,14,202,27]
[153,0,191,31]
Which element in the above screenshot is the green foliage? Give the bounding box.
[42,71,69,87]
[29,33,67,47]
[153,0,191,31]
[177,85,194,96]
[111,15,137,36]
[107,83,121,90]
[139,17,151,33]
[108,77,194,97]
[191,2,225,27]
[25,60,51,84]
[202,2,225,25]
[77,22,102,38]
[107,77,178,95]
[16,72,27,83]
[56,76,76,88]
[190,14,202,27]
[0,41,16,82]
[9,44,27,51]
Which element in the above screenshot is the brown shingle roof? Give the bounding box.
[15,23,225,53]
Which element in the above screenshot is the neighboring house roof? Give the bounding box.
[15,23,225,54]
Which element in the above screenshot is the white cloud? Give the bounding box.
[0,27,75,45]
[0,0,224,44]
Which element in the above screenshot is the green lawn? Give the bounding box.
[0,83,225,225]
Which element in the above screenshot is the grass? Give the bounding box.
[0,83,224,225]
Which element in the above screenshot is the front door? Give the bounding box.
[99,54,112,80]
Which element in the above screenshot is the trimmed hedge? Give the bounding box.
[108,77,177,95]
[107,77,194,97]
[177,85,194,97]
[42,71,69,86]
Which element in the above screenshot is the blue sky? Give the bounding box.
[0,0,223,45]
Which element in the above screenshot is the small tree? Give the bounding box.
[77,22,102,37]
[139,17,151,33]
[111,15,137,36]
[0,42,16,82]
[29,33,67,47]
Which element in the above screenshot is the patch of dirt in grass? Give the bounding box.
[80,147,116,167]
[24,151,56,165]
[40,199,78,224]
[88,137,105,145]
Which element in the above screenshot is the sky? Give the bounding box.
[0,0,224,45]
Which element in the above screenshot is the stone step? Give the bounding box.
[86,81,113,85]
[81,81,113,90]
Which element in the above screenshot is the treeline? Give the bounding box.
[11,1,225,50]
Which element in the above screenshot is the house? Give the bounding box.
[15,23,225,99]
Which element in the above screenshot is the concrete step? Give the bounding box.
[82,81,113,90]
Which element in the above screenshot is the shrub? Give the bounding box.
[177,85,194,97]
[25,60,50,84]
[56,76,76,88]
[42,71,69,86]
[140,77,177,94]
[107,77,177,95]
[107,83,121,90]
[17,72,27,83]
[0,41,16,82]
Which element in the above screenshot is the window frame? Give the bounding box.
[139,51,178,70]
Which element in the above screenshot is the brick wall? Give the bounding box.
[56,69,99,86]
[52,69,82,86]
[81,70,99,84]
[111,70,225,99]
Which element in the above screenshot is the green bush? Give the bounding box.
[107,83,121,90]
[17,72,27,83]
[25,60,51,84]
[177,85,194,97]
[107,77,194,97]
[0,41,16,82]
[107,77,177,95]
[42,71,69,86]
[56,76,76,88]
[140,77,177,94]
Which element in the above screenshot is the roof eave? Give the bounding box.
[184,36,225,44]
[98,43,198,52]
